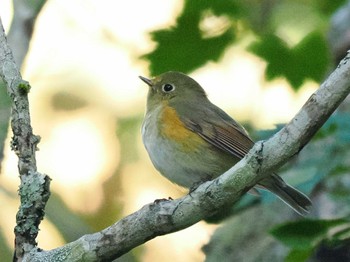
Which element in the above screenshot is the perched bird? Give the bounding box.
[140,71,312,215]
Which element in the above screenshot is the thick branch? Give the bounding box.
[24,52,350,261]
[0,17,50,261]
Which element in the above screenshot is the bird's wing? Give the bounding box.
[181,104,254,160]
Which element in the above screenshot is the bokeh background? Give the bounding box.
[1,0,350,261]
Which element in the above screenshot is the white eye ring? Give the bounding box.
[162,83,175,93]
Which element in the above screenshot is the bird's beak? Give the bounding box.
[139,76,153,87]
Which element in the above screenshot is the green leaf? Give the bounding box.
[285,248,313,262]
[249,31,330,90]
[315,0,347,16]
[270,218,348,249]
[293,31,330,85]
[143,0,238,75]
[249,34,292,81]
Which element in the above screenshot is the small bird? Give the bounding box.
[140,71,312,215]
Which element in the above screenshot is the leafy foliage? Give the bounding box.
[249,32,330,89]
[143,0,342,90]
[271,218,350,261]
[271,219,349,249]
[143,0,240,75]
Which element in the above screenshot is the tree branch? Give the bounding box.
[0,17,50,261]
[24,52,350,260]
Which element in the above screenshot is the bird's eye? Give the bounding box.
[162,83,175,93]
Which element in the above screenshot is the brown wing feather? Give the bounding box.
[185,117,254,160]
[214,125,253,158]
[172,98,254,160]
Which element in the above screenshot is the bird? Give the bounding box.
[140,71,312,215]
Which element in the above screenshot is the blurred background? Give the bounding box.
[1,0,350,261]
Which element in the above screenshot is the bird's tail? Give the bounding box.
[259,174,312,216]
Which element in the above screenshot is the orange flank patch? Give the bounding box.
[160,105,206,151]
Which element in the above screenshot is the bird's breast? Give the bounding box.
[158,105,206,151]
[142,103,215,187]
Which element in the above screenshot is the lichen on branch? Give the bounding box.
[0,17,51,261]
